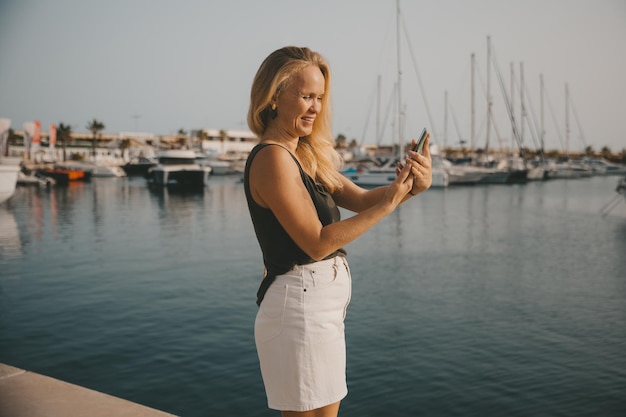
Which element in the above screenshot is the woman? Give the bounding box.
[244,46,432,417]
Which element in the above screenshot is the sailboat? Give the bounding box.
[545,83,592,179]
[522,70,549,181]
[343,0,448,188]
[442,44,527,185]
[470,36,528,184]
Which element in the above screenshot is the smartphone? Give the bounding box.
[413,128,428,154]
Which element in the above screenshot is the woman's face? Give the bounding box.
[273,65,325,138]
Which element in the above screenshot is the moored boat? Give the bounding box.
[343,156,449,188]
[0,159,21,204]
[87,164,126,178]
[39,167,92,185]
[195,152,237,175]
[17,170,56,187]
[121,156,157,177]
[584,158,626,176]
[147,149,212,188]
[437,158,488,185]
[58,161,126,177]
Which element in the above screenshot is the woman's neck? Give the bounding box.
[260,126,300,153]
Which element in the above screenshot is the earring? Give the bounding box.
[270,104,278,120]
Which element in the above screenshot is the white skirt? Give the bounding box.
[255,256,352,412]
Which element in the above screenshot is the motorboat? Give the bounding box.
[17,170,55,187]
[89,164,126,178]
[205,159,234,175]
[545,159,592,179]
[121,156,157,177]
[342,158,399,187]
[39,166,92,185]
[58,161,126,177]
[147,149,212,188]
[584,158,626,176]
[343,156,449,188]
[435,157,488,185]
[0,158,21,204]
[195,152,237,175]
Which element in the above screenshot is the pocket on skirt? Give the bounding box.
[255,284,289,343]
[304,263,338,289]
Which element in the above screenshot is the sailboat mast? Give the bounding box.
[520,62,526,149]
[486,36,492,154]
[539,74,546,155]
[565,83,570,157]
[510,62,515,150]
[396,0,403,152]
[376,74,381,144]
[444,90,448,149]
[471,53,475,151]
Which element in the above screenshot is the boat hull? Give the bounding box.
[0,164,20,204]
[147,166,212,188]
[39,168,92,185]
[343,168,449,188]
[480,169,528,184]
[121,158,157,177]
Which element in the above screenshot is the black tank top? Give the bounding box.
[244,143,346,305]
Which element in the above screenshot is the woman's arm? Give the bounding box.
[249,145,414,261]
[334,136,433,213]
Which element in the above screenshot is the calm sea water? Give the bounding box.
[1,174,625,417]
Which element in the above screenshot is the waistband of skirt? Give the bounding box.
[290,255,347,273]
[257,255,347,307]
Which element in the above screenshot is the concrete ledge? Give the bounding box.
[0,363,177,417]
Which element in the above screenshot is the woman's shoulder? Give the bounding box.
[255,142,301,165]
[249,142,301,177]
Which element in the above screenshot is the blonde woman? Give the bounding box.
[244,46,432,417]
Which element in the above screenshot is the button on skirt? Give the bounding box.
[255,256,352,412]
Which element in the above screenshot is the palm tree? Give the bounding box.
[119,138,132,161]
[176,128,188,148]
[219,129,228,154]
[57,122,72,161]
[87,118,105,158]
[196,129,208,149]
[335,134,347,149]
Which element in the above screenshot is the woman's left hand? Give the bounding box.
[397,135,433,196]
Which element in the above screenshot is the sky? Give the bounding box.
[1,0,625,153]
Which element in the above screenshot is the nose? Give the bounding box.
[310,98,321,113]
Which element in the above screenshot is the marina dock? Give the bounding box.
[0,363,177,417]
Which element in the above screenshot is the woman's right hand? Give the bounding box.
[382,162,414,210]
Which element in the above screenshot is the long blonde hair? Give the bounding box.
[247,46,344,193]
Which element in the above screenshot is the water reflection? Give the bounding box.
[0,206,21,259]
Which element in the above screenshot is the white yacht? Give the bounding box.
[0,157,21,204]
[343,156,449,188]
[60,161,127,177]
[195,151,237,175]
[147,149,212,188]
[434,157,488,185]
